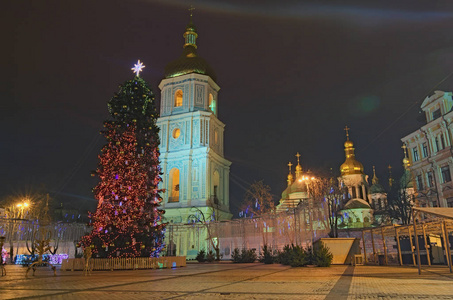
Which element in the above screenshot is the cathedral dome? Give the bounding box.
[340,157,364,176]
[344,140,354,148]
[164,47,217,81]
[344,198,371,209]
[340,136,364,176]
[164,18,217,82]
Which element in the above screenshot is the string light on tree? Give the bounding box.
[131,60,145,77]
[81,65,165,258]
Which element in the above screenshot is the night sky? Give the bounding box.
[3,0,453,216]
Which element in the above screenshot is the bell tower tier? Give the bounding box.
[157,17,231,223]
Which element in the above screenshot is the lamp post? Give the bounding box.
[15,200,30,220]
[6,199,31,264]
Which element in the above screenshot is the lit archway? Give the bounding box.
[169,168,180,202]
[175,90,183,107]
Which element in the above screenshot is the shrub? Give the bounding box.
[231,248,257,263]
[277,244,308,267]
[305,246,314,265]
[259,245,275,264]
[314,242,333,267]
[196,249,206,262]
[241,248,257,263]
[289,245,307,267]
[278,244,292,265]
[206,250,215,263]
[231,248,241,263]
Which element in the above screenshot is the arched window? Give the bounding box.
[209,93,216,114]
[364,217,370,223]
[169,168,180,202]
[175,90,183,107]
[212,170,220,205]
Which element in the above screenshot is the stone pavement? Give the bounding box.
[0,262,452,299]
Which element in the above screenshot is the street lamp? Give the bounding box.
[15,200,30,219]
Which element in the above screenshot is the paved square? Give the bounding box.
[1,263,452,299]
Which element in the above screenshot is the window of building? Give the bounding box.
[440,134,446,149]
[172,128,181,139]
[212,170,220,205]
[434,137,440,152]
[412,147,419,162]
[422,142,429,158]
[169,168,180,202]
[174,89,183,107]
[208,93,216,114]
[416,175,424,191]
[432,108,441,120]
[427,171,434,188]
[441,166,452,183]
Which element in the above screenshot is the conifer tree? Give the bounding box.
[82,64,165,258]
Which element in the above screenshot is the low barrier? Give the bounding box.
[61,256,186,271]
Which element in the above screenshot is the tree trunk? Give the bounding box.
[215,247,220,261]
[9,244,13,264]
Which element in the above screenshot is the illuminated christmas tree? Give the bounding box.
[81,61,165,258]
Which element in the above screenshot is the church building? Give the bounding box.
[157,14,232,224]
[338,128,373,228]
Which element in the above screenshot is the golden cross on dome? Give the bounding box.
[344,126,350,140]
[402,144,408,156]
[288,162,293,172]
[189,5,195,17]
[295,152,301,164]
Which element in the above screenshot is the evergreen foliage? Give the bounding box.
[81,76,165,258]
[278,244,293,266]
[314,242,333,267]
[278,244,334,267]
[196,249,206,262]
[231,248,257,263]
[206,250,215,262]
[305,246,314,265]
[231,248,241,263]
[259,244,276,264]
[288,245,307,267]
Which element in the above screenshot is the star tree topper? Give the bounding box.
[131,60,145,77]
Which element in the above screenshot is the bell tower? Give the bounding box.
[157,12,232,223]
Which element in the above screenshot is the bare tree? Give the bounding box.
[386,173,414,225]
[239,180,276,246]
[187,206,221,260]
[240,180,275,218]
[305,175,347,238]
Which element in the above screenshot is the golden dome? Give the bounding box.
[164,15,217,81]
[295,164,302,173]
[340,127,364,176]
[287,173,294,181]
[286,161,294,186]
[344,140,354,148]
[403,157,410,166]
[340,158,364,176]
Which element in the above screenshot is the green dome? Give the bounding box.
[344,198,371,209]
[164,46,217,81]
[370,183,385,194]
